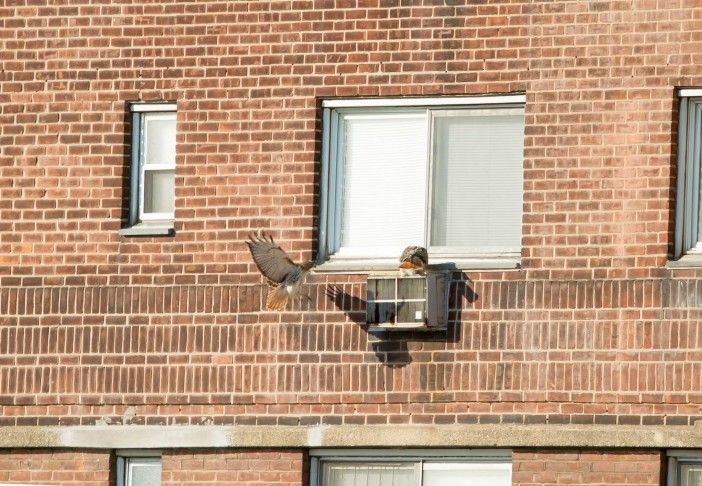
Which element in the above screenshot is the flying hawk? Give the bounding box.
[246,232,314,311]
[399,245,428,276]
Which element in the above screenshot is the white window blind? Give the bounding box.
[140,112,176,220]
[124,457,161,486]
[338,112,428,258]
[681,464,702,486]
[430,109,524,253]
[322,462,419,486]
[422,462,512,486]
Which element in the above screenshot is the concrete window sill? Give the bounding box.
[666,253,702,269]
[313,258,521,274]
[119,221,174,237]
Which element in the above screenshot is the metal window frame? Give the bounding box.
[116,452,162,486]
[127,102,177,228]
[309,448,512,486]
[674,93,702,258]
[316,94,526,267]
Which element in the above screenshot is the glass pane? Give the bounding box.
[396,301,425,323]
[367,278,396,301]
[321,462,418,486]
[430,109,524,252]
[681,464,702,486]
[398,278,425,300]
[366,302,396,325]
[144,114,176,166]
[143,169,175,214]
[422,462,511,486]
[128,459,161,486]
[339,112,428,255]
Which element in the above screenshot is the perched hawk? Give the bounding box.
[399,245,428,276]
[246,232,315,311]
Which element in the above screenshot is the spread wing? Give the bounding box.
[246,232,297,283]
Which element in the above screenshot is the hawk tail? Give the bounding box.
[266,286,289,311]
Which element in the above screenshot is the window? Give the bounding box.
[116,454,161,486]
[119,102,177,237]
[668,451,702,486]
[317,95,525,270]
[674,89,702,262]
[310,449,511,486]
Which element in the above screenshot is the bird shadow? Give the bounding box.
[325,274,479,368]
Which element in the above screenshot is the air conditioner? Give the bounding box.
[366,271,450,330]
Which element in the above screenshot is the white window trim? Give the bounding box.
[120,103,177,237]
[322,94,526,108]
[672,91,702,262]
[309,448,512,486]
[131,102,177,112]
[316,94,525,272]
[116,451,162,486]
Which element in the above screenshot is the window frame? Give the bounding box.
[309,448,512,486]
[674,89,702,262]
[667,450,702,486]
[115,451,162,486]
[317,94,526,272]
[119,102,177,237]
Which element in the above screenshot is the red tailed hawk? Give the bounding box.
[399,245,428,276]
[246,232,314,310]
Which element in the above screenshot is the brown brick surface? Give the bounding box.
[513,450,665,486]
[0,449,110,486]
[1,0,702,434]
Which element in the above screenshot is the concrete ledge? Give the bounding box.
[2,424,702,449]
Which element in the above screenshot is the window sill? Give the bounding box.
[666,253,702,268]
[119,221,174,237]
[313,257,521,274]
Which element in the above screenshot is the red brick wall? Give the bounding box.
[0,450,110,486]
[513,450,664,486]
[1,0,702,428]
[162,450,304,486]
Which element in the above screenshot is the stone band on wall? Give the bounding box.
[2,424,702,449]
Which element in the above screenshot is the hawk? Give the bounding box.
[246,232,315,311]
[399,245,428,276]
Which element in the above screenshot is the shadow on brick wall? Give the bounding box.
[325,274,478,368]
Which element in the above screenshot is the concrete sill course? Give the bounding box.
[2,424,702,449]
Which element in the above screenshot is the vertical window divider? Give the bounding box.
[424,108,435,250]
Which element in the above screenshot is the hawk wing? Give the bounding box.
[246,232,297,284]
